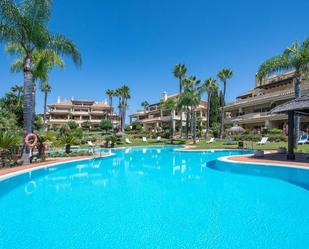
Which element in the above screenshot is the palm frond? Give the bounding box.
[49,34,82,66]
[10,59,24,73]
[257,55,292,79]
[4,42,25,56]
[20,0,52,24]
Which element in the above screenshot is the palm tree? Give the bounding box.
[0,0,81,163]
[7,44,64,129]
[217,68,233,139]
[173,64,187,93]
[105,89,114,118]
[180,76,203,144]
[160,98,176,143]
[179,77,192,139]
[119,85,130,133]
[173,64,187,136]
[141,100,149,111]
[257,38,309,143]
[105,89,114,109]
[204,78,218,139]
[40,82,51,127]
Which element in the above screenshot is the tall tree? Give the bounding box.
[6,44,65,129]
[204,77,218,139]
[141,100,149,111]
[40,82,51,127]
[105,89,114,118]
[105,89,114,110]
[173,64,187,136]
[160,98,176,143]
[180,76,203,144]
[0,85,23,124]
[257,38,309,143]
[0,0,81,163]
[113,88,122,131]
[117,85,130,133]
[209,88,220,127]
[217,68,233,139]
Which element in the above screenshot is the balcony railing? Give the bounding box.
[225,112,287,124]
[49,109,70,113]
[225,83,309,108]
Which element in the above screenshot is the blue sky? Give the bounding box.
[0,0,309,118]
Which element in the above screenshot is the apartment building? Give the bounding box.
[224,71,309,131]
[47,97,119,128]
[129,91,208,131]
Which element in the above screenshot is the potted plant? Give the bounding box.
[277,147,287,154]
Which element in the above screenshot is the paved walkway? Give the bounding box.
[0,154,109,177]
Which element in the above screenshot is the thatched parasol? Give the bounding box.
[229,125,245,133]
[270,95,309,160]
[271,95,309,115]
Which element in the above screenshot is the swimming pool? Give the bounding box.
[1,146,309,248]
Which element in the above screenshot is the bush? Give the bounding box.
[100,119,113,132]
[67,121,78,130]
[268,128,283,135]
[104,135,117,148]
[131,122,143,131]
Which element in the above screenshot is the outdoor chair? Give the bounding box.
[125,138,132,144]
[298,134,308,145]
[206,137,215,144]
[142,137,148,142]
[156,136,161,142]
[87,141,95,147]
[257,137,269,145]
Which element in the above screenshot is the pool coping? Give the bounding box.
[0,153,115,181]
[219,154,309,170]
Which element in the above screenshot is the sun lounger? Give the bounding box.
[125,138,132,144]
[87,141,95,147]
[257,137,269,145]
[298,134,308,145]
[206,137,215,144]
[142,137,147,142]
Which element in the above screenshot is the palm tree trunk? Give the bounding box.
[186,110,189,139]
[205,92,211,140]
[109,96,113,117]
[21,57,34,164]
[32,81,36,130]
[170,111,174,143]
[118,97,121,131]
[294,76,301,147]
[193,108,197,144]
[191,106,194,136]
[121,104,126,133]
[179,77,183,137]
[220,81,226,139]
[43,91,47,126]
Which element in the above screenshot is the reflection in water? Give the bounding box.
[24,181,37,195]
[2,147,253,198]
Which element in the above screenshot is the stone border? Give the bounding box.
[0,153,115,181]
[218,154,309,170]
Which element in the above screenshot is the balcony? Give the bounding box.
[225,112,287,124]
[49,119,69,123]
[49,109,70,114]
[225,82,309,111]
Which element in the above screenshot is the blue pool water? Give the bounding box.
[1,146,309,249]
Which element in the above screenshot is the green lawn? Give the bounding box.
[116,137,309,153]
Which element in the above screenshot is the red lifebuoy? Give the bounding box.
[25,133,38,148]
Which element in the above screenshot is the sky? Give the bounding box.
[1,0,309,120]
